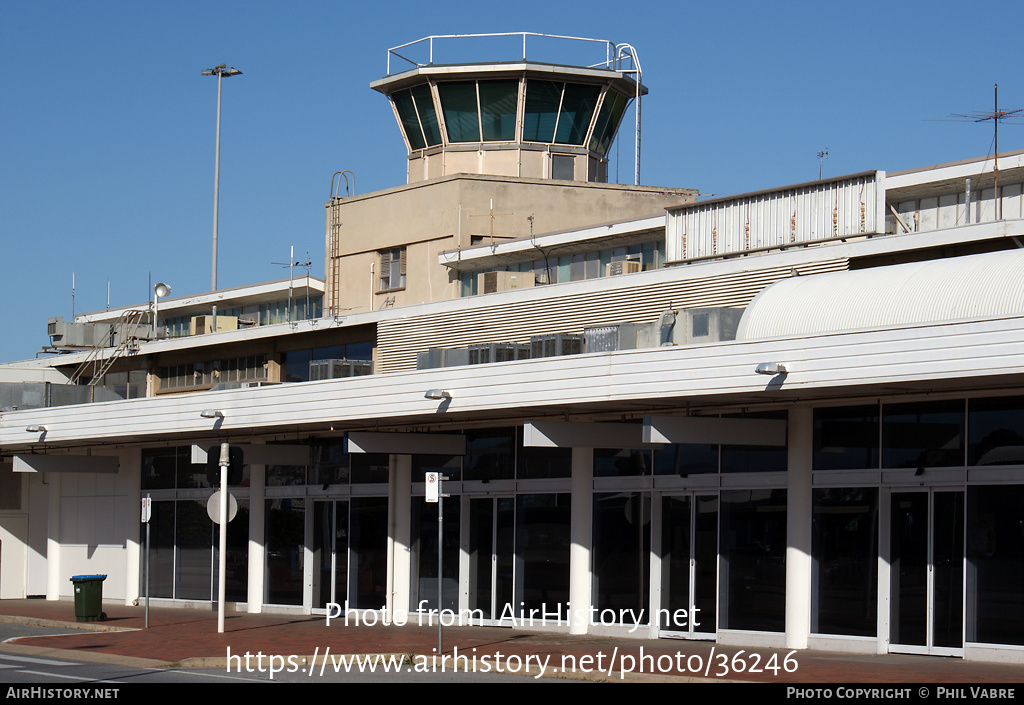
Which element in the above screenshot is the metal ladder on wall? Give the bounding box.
[68,310,149,387]
[329,171,354,315]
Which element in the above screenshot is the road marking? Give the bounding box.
[18,669,125,683]
[0,653,81,667]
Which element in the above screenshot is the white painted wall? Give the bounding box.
[55,450,135,601]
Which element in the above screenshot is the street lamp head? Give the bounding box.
[202,65,242,77]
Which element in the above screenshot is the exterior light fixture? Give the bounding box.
[755,363,788,376]
[424,389,452,400]
[200,409,225,418]
[26,424,47,433]
[153,282,171,336]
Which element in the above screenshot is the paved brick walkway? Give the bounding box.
[1,599,1021,683]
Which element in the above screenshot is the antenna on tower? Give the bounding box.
[817,149,829,180]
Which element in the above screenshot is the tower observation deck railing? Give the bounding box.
[384,33,643,184]
[384,32,638,76]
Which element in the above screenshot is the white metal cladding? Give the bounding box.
[4,315,1024,450]
[376,259,848,373]
[665,171,885,261]
[736,249,1024,340]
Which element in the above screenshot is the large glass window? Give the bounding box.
[721,411,788,473]
[814,405,880,470]
[654,444,718,475]
[719,489,787,632]
[142,446,248,490]
[882,400,965,469]
[144,497,247,602]
[148,500,175,598]
[661,495,718,634]
[517,441,571,479]
[968,395,1024,465]
[593,492,650,623]
[265,498,305,606]
[410,496,460,613]
[594,448,651,476]
[517,493,571,615]
[350,497,389,609]
[463,427,515,481]
[812,488,878,637]
[967,485,1024,646]
[282,342,373,384]
[176,499,214,600]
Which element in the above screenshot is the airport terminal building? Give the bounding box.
[2,34,1024,662]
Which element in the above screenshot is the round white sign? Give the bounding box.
[207,491,239,524]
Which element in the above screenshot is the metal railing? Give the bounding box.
[384,33,643,185]
[385,32,637,75]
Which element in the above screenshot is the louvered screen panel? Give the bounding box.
[376,259,848,373]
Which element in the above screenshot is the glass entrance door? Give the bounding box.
[312,500,348,612]
[660,494,718,638]
[889,489,964,656]
[468,496,515,624]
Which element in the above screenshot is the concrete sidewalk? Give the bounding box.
[0,599,1020,683]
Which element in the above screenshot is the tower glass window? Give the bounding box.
[438,82,480,143]
[555,84,600,145]
[478,80,518,141]
[393,89,426,150]
[411,84,442,146]
[523,81,562,142]
[589,90,628,154]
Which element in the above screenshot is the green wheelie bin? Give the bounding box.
[70,574,107,622]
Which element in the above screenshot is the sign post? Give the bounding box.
[425,472,446,655]
[218,443,229,634]
[141,495,151,628]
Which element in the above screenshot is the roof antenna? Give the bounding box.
[817,148,829,180]
[939,84,1023,220]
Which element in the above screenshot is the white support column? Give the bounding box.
[877,489,891,655]
[569,447,593,635]
[247,454,266,614]
[387,454,412,619]
[648,491,663,639]
[46,473,61,600]
[785,406,813,649]
[124,448,142,605]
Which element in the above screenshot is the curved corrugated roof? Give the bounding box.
[736,249,1024,340]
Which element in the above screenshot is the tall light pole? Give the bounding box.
[201,64,242,331]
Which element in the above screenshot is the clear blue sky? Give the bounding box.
[2,0,1022,362]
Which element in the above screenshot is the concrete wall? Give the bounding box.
[325,174,695,313]
[56,450,137,601]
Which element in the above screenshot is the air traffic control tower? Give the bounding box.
[371,33,646,185]
[325,34,695,315]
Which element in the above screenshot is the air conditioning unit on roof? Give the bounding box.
[478,270,535,294]
[190,315,238,335]
[606,260,642,277]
